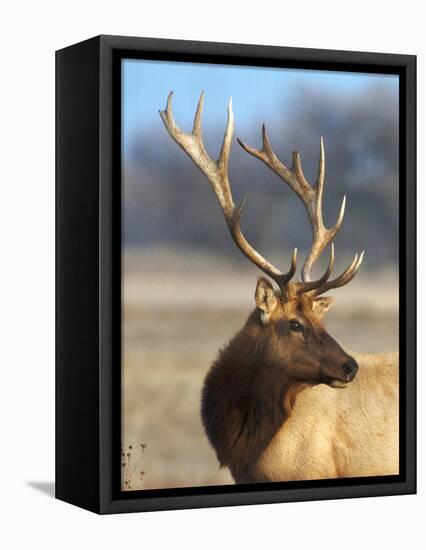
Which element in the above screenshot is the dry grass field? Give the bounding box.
[121,249,399,490]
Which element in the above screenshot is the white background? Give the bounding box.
[0,1,423,548]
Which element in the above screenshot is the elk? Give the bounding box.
[160,92,399,483]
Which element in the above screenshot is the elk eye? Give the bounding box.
[289,319,304,333]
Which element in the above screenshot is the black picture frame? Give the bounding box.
[56,35,416,514]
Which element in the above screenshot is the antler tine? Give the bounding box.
[218,97,234,171]
[301,194,346,283]
[296,242,335,294]
[192,90,204,136]
[237,125,311,199]
[316,136,325,198]
[160,91,233,216]
[310,250,364,298]
[160,92,297,293]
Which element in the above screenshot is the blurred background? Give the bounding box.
[121,59,399,490]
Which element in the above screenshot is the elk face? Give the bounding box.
[255,277,359,388]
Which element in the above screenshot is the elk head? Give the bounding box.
[160,92,363,389]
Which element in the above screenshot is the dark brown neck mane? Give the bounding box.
[201,311,305,481]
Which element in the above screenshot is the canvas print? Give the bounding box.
[121,59,399,491]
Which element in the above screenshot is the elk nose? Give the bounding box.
[342,358,359,379]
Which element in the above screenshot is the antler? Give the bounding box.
[159,92,297,294]
[237,127,364,296]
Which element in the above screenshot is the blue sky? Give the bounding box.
[122,58,399,155]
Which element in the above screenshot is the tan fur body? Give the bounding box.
[251,352,399,482]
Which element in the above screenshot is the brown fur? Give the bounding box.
[201,310,291,480]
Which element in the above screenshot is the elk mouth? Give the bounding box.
[322,375,353,389]
[321,358,359,389]
[328,379,349,389]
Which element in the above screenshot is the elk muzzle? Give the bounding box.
[342,357,359,380]
[324,355,359,388]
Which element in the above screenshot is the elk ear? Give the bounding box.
[312,296,334,319]
[255,277,278,324]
